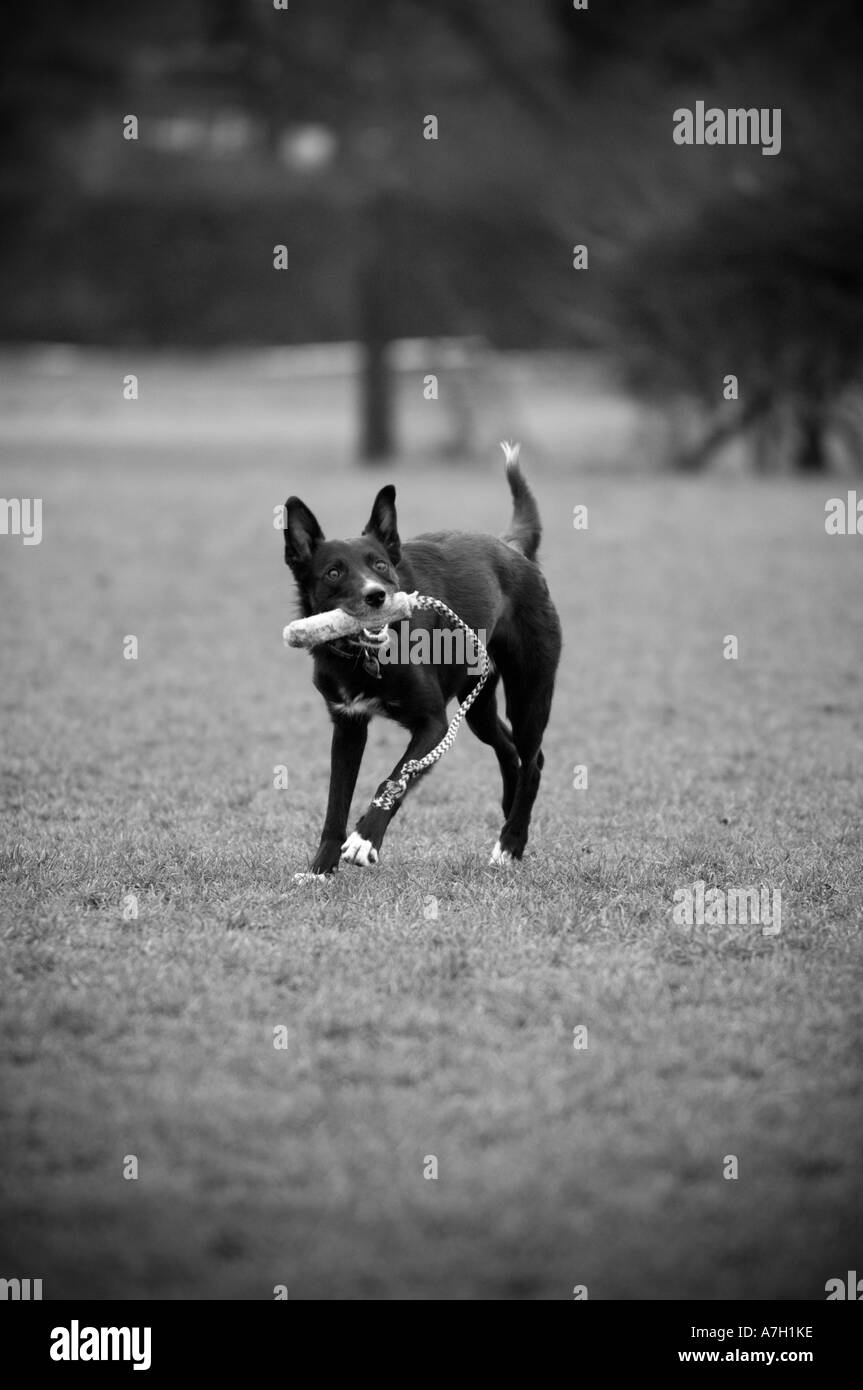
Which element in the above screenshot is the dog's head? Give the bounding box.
[284,485,401,621]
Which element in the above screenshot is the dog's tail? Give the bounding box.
[499,441,541,562]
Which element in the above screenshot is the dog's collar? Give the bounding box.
[324,625,389,678]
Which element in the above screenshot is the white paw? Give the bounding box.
[293,871,331,885]
[340,831,379,867]
[489,840,515,867]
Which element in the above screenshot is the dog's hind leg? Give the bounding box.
[465,673,520,818]
[489,678,554,866]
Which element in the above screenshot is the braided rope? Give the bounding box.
[371,595,491,810]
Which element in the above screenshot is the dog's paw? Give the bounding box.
[340,831,379,867]
[293,871,332,885]
[489,840,516,867]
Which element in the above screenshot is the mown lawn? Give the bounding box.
[1,354,862,1298]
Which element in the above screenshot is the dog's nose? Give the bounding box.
[366,587,386,608]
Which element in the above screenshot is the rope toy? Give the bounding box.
[284,592,491,810]
[283,591,417,649]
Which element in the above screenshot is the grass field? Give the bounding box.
[1,352,862,1299]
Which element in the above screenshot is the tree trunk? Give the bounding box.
[359,336,392,462]
[795,407,827,472]
[357,193,396,462]
[675,393,771,472]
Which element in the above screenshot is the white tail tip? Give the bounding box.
[499,440,521,466]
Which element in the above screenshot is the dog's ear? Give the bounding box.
[284,497,324,571]
[363,485,400,565]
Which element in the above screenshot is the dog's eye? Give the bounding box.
[373,560,389,573]
[325,567,341,581]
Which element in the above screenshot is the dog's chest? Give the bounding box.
[316,651,405,722]
[331,690,384,718]
[328,678,404,721]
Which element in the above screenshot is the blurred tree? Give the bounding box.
[553,0,863,472]
[228,0,576,459]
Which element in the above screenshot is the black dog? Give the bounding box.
[284,450,561,878]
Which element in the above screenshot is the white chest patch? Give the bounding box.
[331,694,383,718]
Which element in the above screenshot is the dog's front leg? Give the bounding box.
[301,716,369,878]
[341,711,448,867]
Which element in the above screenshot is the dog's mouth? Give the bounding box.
[345,619,392,655]
[355,625,390,651]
